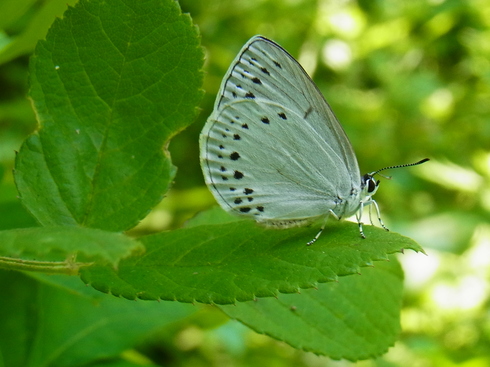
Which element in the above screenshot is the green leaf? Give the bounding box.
[0,0,37,30]
[0,0,78,65]
[80,218,425,304]
[185,206,243,227]
[0,226,145,273]
[220,257,403,361]
[14,0,204,231]
[0,270,196,367]
[0,201,38,230]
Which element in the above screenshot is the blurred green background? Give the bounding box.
[1,0,490,366]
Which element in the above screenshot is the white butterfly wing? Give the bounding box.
[200,36,362,224]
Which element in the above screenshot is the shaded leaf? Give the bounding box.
[0,270,195,367]
[0,226,145,273]
[220,257,403,361]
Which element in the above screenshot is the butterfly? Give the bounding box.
[200,35,428,244]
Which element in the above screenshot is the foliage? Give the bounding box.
[1,0,489,366]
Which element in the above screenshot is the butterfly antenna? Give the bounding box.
[370,158,430,177]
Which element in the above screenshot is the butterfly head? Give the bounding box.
[360,173,380,202]
[360,158,430,202]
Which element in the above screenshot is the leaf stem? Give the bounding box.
[0,256,91,275]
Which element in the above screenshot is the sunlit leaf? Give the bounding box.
[81,218,424,304]
[14,0,204,231]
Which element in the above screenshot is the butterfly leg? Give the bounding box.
[356,202,366,239]
[371,199,389,232]
[306,210,338,245]
[368,204,375,226]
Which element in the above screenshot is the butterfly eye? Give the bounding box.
[361,174,378,193]
[367,177,377,193]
